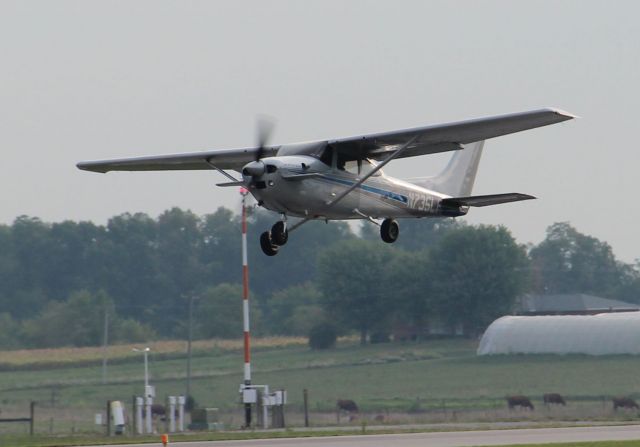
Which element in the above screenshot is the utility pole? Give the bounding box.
[102,309,109,384]
[186,294,194,400]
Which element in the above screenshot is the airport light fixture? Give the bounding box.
[132,347,151,390]
[133,347,153,434]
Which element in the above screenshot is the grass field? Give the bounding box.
[2,337,640,437]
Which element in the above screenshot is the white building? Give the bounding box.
[478,311,640,356]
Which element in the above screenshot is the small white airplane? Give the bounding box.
[78,108,575,256]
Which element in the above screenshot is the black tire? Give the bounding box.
[380,219,399,243]
[271,221,288,246]
[260,231,279,256]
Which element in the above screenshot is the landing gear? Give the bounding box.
[260,220,289,256]
[380,218,399,243]
[271,221,288,246]
[260,231,279,256]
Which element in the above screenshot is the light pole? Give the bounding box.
[133,347,152,433]
[185,294,199,402]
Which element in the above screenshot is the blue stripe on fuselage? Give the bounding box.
[320,176,408,204]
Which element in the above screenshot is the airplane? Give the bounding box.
[77,108,575,256]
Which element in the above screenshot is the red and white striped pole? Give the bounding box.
[240,187,252,427]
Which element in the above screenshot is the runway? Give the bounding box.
[88,424,640,447]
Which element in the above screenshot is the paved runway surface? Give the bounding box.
[88,424,640,447]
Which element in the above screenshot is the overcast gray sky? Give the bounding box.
[1,1,639,261]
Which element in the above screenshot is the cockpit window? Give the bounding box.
[341,159,381,176]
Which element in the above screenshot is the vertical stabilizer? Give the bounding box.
[408,141,485,196]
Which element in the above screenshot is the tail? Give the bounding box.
[407,141,485,196]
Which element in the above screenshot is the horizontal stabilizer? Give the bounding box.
[441,193,535,207]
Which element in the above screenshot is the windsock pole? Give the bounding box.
[240,188,252,427]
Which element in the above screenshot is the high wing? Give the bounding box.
[441,193,535,208]
[329,108,576,162]
[77,146,279,173]
[76,108,575,173]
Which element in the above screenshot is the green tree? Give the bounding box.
[317,240,398,344]
[0,313,21,349]
[101,212,161,324]
[0,224,19,317]
[199,207,242,285]
[9,216,54,317]
[21,290,115,347]
[114,318,157,343]
[429,225,529,337]
[155,208,204,333]
[264,283,325,335]
[529,222,626,296]
[194,283,262,339]
[386,249,433,331]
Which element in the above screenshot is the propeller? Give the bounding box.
[243,116,276,180]
[255,115,275,161]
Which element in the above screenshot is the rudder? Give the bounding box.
[408,140,484,196]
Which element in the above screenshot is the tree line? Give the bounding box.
[0,207,638,349]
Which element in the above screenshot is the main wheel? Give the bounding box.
[260,231,279,256]
[380,218,399,243]
[271,221,288,246]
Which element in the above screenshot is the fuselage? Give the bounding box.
[244,155,467,220]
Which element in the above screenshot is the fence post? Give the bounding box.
[106,400,111,436]
[131,395,136,434]
[29,401,35,436]
[303,389,309,427]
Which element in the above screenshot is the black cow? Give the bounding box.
[543,393,566,406]
[613,397,639,411]
[507,395,534,410]
[337,399,359,413]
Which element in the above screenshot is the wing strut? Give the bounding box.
[327,135,419,207]
[205,159,242,183]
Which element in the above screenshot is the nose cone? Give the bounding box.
[242,161,265,177]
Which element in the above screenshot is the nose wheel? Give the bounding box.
[380,218,399,243]
[260,221,289,256]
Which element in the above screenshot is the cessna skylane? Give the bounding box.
[78,108,575,256]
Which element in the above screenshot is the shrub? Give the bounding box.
[370,332,391,344]
[308,322,337,350]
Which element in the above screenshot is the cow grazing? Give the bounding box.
[147,403,178,421]
[613,397,639,411]
[337,399,359,413]
[373,414,386,423]
[507,395,534,410]
[543,393,566,406]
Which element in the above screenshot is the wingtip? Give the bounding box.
[546,107,580,119]
[76,161,107,173]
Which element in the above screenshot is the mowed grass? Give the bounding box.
[2,337,640,434]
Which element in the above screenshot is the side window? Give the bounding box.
[361,159,381,177]
[343,160,360,175]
